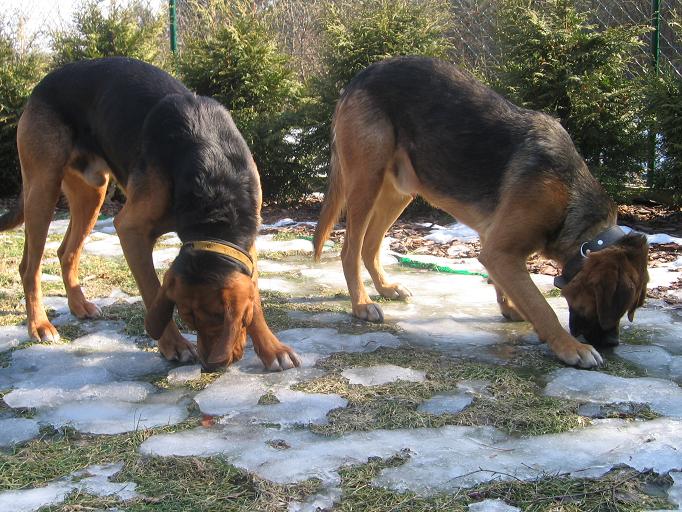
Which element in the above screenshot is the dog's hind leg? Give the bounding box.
[16,101,71,341]
[59,167,109,319]
[335,94,395,323]
[362,179,412,300]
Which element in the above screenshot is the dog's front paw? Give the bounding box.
[260,343,301,372]
[69,299,102,319]
[29,318,60,342]
[158,330,197,363]
[353,302,384,323]
[379,283,412,300]
[550,334,603,369]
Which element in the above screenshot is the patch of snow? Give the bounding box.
[257,234,316,254]
[3,381,154,409]
[258,277,301,294]
[469,499,521,512]
[167,364,202,385]
[84,233,123,258]
[544,368,682,418]
[275,328,401,367]
[195,364,345,425]
[0,325,29,353]
[0,462,137,512]
[424,222,480,244]
[40,400,188,435]
[260,218,317,231]
[341,365,426,386]
[1,330,181,435]
[0,418,40,447]
[141,418,682,495]
[418,392,473,415]
[621,225,682,246]
[615,344,682,381]
[288,486,341,512]
[152,247,179,267]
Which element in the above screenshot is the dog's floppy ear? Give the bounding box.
[628,285,647,322]
[205,275,255,366]
[145,270,177,340]
[591,232,649,328]
[595,272,635,331]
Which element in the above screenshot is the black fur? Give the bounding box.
[32,57,259,283]
[342,57,611,226]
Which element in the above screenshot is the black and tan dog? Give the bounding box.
[0,57,300,371]
[313,57,649,368]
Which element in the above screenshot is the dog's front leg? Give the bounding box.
[115,200,196,363]
[480,249,603,368]
[247,246,300,371]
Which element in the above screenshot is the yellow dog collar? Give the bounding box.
[183,240,254,276]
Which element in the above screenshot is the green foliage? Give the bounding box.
[51,0,169,68]
[0,32,48,197]
[493,0,649,184]
[178,0,307,202]
[648,12,682,200]
[300,0,455,181]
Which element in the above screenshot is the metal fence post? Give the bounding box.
[169,0,178,54]
[648,0,661,187]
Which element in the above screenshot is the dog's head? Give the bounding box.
[561,233,648,347]
[145,258,255,371]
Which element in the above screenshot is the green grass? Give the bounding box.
[293,347,655,437]
[0,424,320,512]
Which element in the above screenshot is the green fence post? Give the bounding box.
[648,0,661,188]
[169,0,178,54]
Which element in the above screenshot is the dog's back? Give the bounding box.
[339,56,586,211]
[29,57,190,184]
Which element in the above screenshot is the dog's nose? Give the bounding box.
[200,358,227,372]
[598,331,620,347]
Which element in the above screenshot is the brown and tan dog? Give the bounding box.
[313,57,649,368]
[0,57,300,371]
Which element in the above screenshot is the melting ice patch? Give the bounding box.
[0,462,137,512]
[167,364,202,385]
[544,368,682,418]
[424,222,480,244]
[0,325,29,353]
[468,500,520,512]
[341,365,426,386]
[0,418,40,447]
[141,418,682,495]
[0,330,187,435]
[615,344,682,382]
[417,392,473,415]
[195,364,345,425]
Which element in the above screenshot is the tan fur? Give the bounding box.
[10,98,300,370]
[312,90,642,368]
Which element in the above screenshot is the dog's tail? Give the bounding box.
[313,122,345,262]
[0,190,24,232]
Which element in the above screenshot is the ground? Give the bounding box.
[0,202,681,512]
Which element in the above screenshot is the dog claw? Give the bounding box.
[30,320,60,343]
[40,330,60,342]
[354,303,384,323]
[267,350,301,371]
[380,283,412,300]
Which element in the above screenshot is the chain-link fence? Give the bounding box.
[449,0,682,76]
[2,1,679,78]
